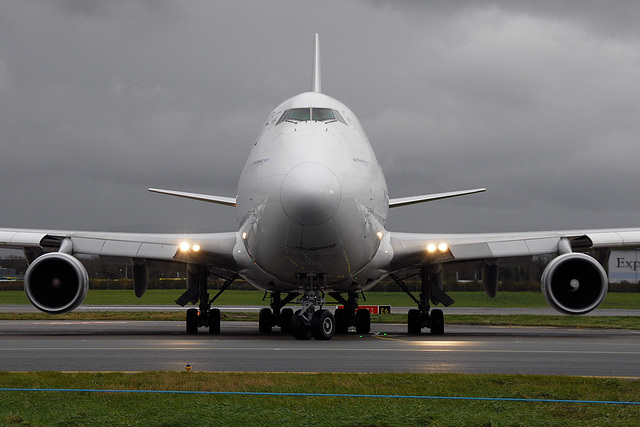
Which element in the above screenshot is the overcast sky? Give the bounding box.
[1,0,640,237]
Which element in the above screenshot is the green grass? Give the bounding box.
[0,372,639,426]
[443,314,640,330]
[0,311,257,322]
[1,289,640,308]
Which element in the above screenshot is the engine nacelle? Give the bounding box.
[24,252,89,314]
[541,252,608,315]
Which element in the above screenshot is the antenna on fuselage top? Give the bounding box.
[312,33,321,93]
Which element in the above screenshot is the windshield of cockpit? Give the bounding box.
[276,108,346,125]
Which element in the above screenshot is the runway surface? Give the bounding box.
[1,320,639,377]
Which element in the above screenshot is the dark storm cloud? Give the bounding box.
[0,0,639,237]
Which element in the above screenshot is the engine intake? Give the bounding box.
[541,252,608,315]
[24,252,89,314]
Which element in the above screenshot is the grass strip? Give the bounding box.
[2,289,640,308]
[1,311,640,330]
[0,311,257,322]
[1,372,639,426]
[443,314,640,330]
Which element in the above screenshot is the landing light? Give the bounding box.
[376,231,383,240]
[179,242,201,252]
[242,232,247,240]
[427,243,449,254]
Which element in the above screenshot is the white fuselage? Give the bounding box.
[234,92,391,292]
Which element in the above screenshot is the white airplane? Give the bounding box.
[1,35,639,340]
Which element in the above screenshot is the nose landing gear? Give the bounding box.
[290,273,336,340]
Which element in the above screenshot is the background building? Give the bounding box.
[609,250,640,284]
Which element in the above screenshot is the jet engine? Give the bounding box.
[24,252,89,314]
[541,252,608,315]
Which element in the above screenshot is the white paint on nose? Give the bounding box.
[280,162,341,225]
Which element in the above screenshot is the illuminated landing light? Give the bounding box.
[376,231,383,240]
[180,242,201,252]
[242,232,247,240]
[427,243,449,254]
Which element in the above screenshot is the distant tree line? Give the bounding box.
[1,255,638,293]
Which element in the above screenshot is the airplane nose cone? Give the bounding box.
[281,162,341,225]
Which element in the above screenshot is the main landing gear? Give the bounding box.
[258,278,372,340]
[176,267,370,341]
[391,264,454,335]
[329,291,370,335]
[261,288,372,340]
[258,291,299,334]
[176,265,238,335]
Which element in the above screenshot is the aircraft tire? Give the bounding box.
[291,311,312,340]
[311,310,335,340]
[280,308,294,333]
[430,309,444,335]
[259,308,273,333]
[186,308,198,334]
[334,308,349,334]
[355,308,370,334]
[408,309,422,335]
[208,308,221,334]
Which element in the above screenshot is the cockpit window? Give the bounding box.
[276,108,347,125]
[333,110,347,125]
[275,110,289,125]
[312,108,334,121]
[288,108,311,121]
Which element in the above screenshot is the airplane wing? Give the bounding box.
[389,228,640,270]
[0,227,238,268]
[388,228,640,315]
[0,227,240,314]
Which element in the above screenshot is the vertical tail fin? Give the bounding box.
[312,33,321,93]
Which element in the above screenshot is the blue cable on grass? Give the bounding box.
[1,388,639,406]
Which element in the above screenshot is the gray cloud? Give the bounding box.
[1,0,639,238]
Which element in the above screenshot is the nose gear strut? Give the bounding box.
[290,272,336,340]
